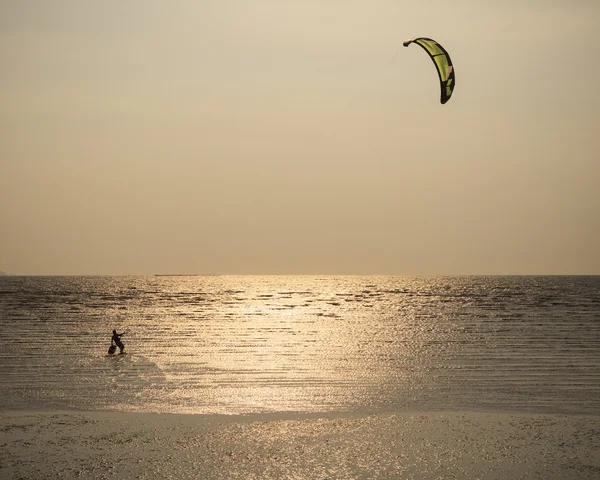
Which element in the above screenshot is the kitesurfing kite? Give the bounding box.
[403,37,455,104]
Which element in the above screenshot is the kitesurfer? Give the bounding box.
[111,329,126,353]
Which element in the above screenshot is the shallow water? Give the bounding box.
[1,275,599,414]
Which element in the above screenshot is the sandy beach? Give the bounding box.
[2,410,599,479]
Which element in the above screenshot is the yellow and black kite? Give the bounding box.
[403,37,455,104]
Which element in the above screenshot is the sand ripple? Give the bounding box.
[1,411,599,479]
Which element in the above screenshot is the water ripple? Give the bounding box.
[0,275,599,415]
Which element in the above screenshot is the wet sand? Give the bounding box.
[2,410,599,479]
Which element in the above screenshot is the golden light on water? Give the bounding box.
[129,276,414,414]
[3,275,599,415]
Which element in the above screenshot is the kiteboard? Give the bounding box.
[108,344,117,355]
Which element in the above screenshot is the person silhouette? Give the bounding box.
[111,330,126,354]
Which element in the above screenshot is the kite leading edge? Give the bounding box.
[403,37,455,104]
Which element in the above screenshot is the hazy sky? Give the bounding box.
[1,1,599,275]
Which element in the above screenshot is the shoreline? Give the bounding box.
[3,405,600,420]
[2,409,599,479]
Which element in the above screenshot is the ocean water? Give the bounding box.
[0,275,598,415]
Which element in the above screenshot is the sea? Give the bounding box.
[1,275,599,416]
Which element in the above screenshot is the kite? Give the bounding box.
[403,37,455,104]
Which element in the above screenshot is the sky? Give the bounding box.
[1,0,599,275]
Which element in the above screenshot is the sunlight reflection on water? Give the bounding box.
[1,275,599,414]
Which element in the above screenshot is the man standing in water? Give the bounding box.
[111,330,126,354]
